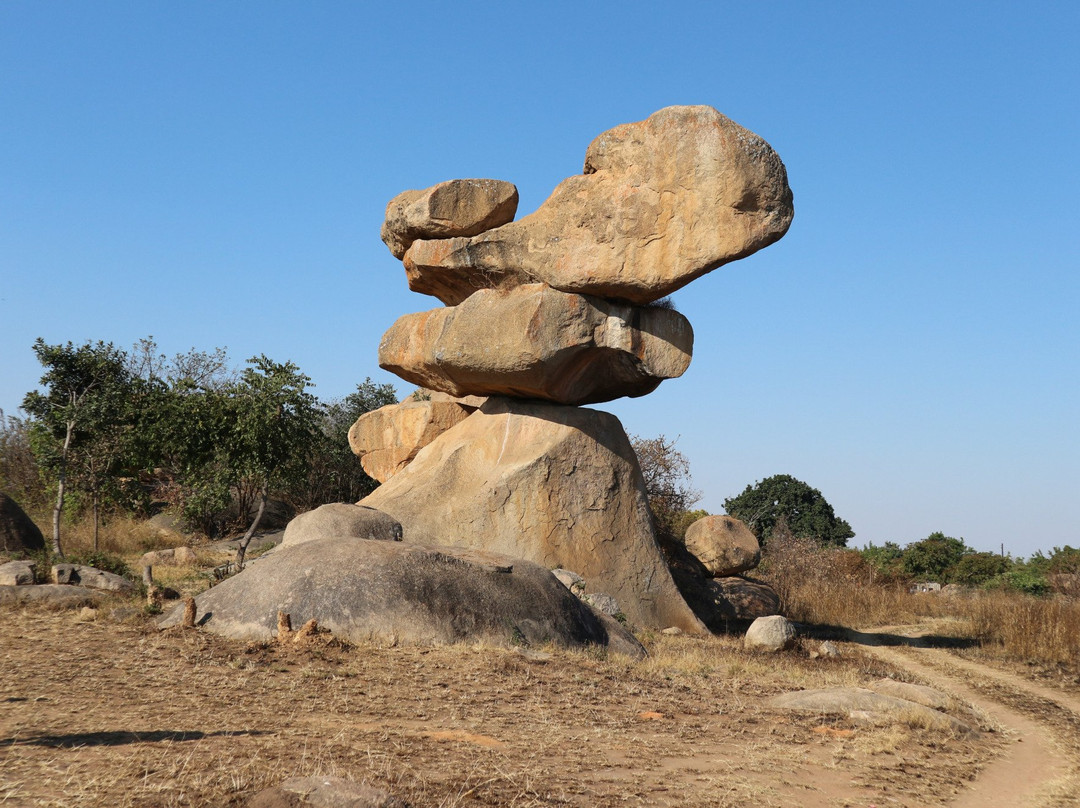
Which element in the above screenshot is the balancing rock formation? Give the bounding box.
[353,105,793,635]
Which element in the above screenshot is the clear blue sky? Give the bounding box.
[2,2,1077,558]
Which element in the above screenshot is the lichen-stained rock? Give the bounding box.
[361,398,706,633]
[403,105,793,305]
[378,284,693,405]
[684,515,761,577]
[159,537,645,658]
[381,178,519,259]
[348,391,484,483]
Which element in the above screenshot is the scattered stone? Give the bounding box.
[348,391,482,483]
[381,179,518,259]
[0,584,102,608]
[745,615,797,652]
[768,687,975,735]
[378,284,693,406]
[160,538,646,659]
[551,569,586,594]
[51,564,137,593]
[661,627,684,636]
[281,503,403,548]
[0,493,45,553]
[683,515,760,577]
[248,775,407,808]
[402,105,793,306]
[361,398,705,633]
[0,559,36,586]
[76,606,98,621]
[582,593,621,617]
[810,640,841,659]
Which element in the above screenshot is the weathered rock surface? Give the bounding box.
[281,503,403,547]
[703,576,780,622]
[869,678,953,711]
[381,179,519,260]
[0,493,45,553]
[51,564,137,593]
[403,105,793,306]
[378,284,693,406]
[0,559,35,586]
[768,687,975,734]
[744,614,796,651]
[249,775,407,808]
[160,537,644,659]
[348,392,484,483]
[684,515,760,577]
[361,398,705,633]
[0,584,102,608]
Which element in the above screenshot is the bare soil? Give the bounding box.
[2,604,1077,807]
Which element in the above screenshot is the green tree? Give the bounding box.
[951,552,1011,586]
[860,541,904,579]
[229,355,319,568]
[723,474,854,547]
[900,532,972,582]
[22,339,133,556]
[289,378,397,510]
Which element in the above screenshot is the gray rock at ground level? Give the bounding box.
[745,615,797,652]
[248,775,407,808]
[552,569,586,594]
[360,398,705,633]
[768,687,975,735]
[683,515,760,577]
[582,593,621,617]
[0,584,103,608]
[869,678,952,710]
[381,178,519,260]
[0,493,45,553]
[810,640,841,659]
[159,537,645,660]
[378,283,693,406]
[51,564,137,593]
[0,559,36,586]
[140,546,198,568]
[282,503,403,548]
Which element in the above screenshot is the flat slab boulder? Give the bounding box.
[403,105,793,305]
[348,391,483,483]
[51,564,137,593]
[282,503,403,548]
[684,515,760,576]
[378,284,693,406]
[0,584,103,608]
[0,559,36,586]
[768,687,975,735]
[159,537,645,659]
[249,775,405,808]
[361,398,704,633]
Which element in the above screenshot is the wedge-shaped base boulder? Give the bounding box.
[159,538,644,658]
[361,398,705,633]
[403,105,793,306]
[348,391,484,482]
[378,284,693,406]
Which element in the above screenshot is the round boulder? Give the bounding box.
[745,614,797,652]
[281,503,403,548]
[684,515,760,577]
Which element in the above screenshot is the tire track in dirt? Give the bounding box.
[853,627,1079,807]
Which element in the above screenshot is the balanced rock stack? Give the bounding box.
[354,105,793,632]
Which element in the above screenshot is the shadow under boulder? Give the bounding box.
[160,537,644,659]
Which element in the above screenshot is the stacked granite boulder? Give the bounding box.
[354,105,793,633]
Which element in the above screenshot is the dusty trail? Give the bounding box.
[853,626,1080,807]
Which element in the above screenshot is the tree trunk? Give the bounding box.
[51,419,75,558]
[92,491,100,553]
[235,482,268,570]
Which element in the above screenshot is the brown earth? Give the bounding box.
[2,604,1078,807]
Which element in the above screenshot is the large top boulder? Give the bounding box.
[684,515,760,577]
[159,537,644,659]
[402,105,793,306]
[361,397,705,633]
[0,493,45,553]
[378,283,693,405]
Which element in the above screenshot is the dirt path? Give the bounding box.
[852,625,1080,807]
